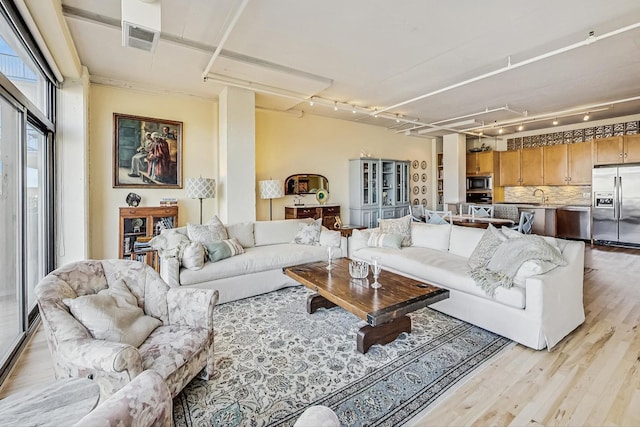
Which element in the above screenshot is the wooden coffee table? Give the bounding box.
[284,258,449,353]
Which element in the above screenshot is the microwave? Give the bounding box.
[466,176,492,190]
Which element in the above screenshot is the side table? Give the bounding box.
[0,377,100,426]
[337,225,367,238]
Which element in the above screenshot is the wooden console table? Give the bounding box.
[285,204,340,229]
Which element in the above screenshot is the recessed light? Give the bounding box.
[552,119,558,125]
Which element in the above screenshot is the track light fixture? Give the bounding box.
[333,101,338,111]
[352,105,357,114]
[552,118,559,125]
[498,128,504,134]
[309,97,314,106]
[517,124,524,131]
[583,112,590,121]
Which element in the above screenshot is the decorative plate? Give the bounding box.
[421,160,427,169]
[421,198,427,205]
[413,198,419,205]
[316,189,329,204]
[412,160,419,169]
[412,186,419,195]
[413,173,419,182]
[421,173,427,182]
[421,185,427,194]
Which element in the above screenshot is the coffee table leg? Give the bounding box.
[306,293,337,314]
[357,315,412,354]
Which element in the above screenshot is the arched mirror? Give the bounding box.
[284,174,329,195]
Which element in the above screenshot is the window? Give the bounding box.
[0,1,56,382]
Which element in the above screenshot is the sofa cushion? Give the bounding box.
[353,246,525,309]
[319,228,341,248]
[292,218,322,245]
[410,223,451,251]
[204,238,245,262]
[380,214,412,246]
[187,221,228,244]
[225,222,255,248]
[448,225,487,258]
[254,219,312,246]
[367,231,403,249]
[180,242,206,271]
[63,278,162,347]
[179,243,334,285]
[150,229,190,258]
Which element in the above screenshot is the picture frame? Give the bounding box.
[113,113,183,188]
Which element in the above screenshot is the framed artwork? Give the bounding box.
[113,113,183,188]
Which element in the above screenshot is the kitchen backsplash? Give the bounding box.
[504,185,591,206]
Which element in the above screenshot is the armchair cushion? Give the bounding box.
[292,218,322,245]
[63,278,161,347]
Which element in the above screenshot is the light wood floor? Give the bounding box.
[1,245,638,426]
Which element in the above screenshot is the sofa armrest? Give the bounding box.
[167,288,219,328]
[524,240,585,350]
[159,256,181,287]
[58,338,143,377]
[74,370,172,427]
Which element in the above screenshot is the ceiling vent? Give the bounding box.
[121,0,161,53]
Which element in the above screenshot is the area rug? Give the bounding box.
[173,286,512,426]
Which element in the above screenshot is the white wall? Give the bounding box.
[255,110,432,223]
[88,84,217,259]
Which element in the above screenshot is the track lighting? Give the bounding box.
[395,114,401,123]
[517,124,524,131]
[373,109,378,118]
[333,102,338,111]
[352,105,357,114]
[583,113,590,121]
[309,97,314,106]
[552,118,559,125]
[498,128,504,134]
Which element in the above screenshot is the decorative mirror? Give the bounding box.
[284,174,329,195]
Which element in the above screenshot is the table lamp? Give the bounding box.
[186,177,216,224]
[259,179,284,220]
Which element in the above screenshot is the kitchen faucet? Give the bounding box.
[533,188,546,205]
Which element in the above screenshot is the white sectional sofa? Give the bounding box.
[159,219,347,304]
[349,223,585,350]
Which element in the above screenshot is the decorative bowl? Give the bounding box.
[349,260,369,279]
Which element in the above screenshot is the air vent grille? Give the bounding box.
[122,21,159,52]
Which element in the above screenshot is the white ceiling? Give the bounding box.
[56,0,640,138]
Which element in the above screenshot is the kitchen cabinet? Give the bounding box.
[119,206,178,271]
[466,151,499,176]
[499,148,543,186]
[543,141,592,185]
[593,135,640,165]
[285,204,341,229]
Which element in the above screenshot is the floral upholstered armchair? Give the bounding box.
[36,259,218,399]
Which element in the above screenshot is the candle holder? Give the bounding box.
[370,257,382,289]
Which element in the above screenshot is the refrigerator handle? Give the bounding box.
[619,176,623,220]
[613,176,619,220]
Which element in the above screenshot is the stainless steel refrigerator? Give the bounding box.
[592,165,640,246]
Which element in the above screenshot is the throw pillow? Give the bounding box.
[379,214,412,247]
[468,224,507,269]
[319,228,341,248]
[225,222,255,248]
[292,218,322,245]
[180,242,206,270]
[367,231,403,249]
[187,220,228,244]
[204,237,245,262]
[63,278,161,348]
[149,229,190,258]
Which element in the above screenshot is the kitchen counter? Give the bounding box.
[498,203,591,238]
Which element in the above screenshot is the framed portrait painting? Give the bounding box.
[113,113,183,188]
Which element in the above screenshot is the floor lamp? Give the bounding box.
[259,179,284,220]
[186,177,216,224]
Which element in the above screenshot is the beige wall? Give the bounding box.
[88,84,217,259]
[256,110,432,223]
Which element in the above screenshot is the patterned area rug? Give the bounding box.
[174,286,512,426]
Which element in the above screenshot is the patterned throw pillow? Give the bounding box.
[379,214,412,246]
[188,216,228,244]
[204,238,245,262]
[468,224,507,269]
[367,231,403,249]
[149,229,190,258]
[180,242,206,270]
[292,218,322,245]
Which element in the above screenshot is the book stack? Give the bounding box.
[160,198,178,206]
[133,239,153,253]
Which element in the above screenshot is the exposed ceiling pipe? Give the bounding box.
[397,105,521,134]
[374,21,640,116]
[201,0,251,80]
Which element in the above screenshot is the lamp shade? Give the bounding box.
[259,180,284,199]
[186,177,216,199]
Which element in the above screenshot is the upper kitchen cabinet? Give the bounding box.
[543,141,592,185]
[466,151,499,176]
[593,135,640,165]
[499,148,543,186]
